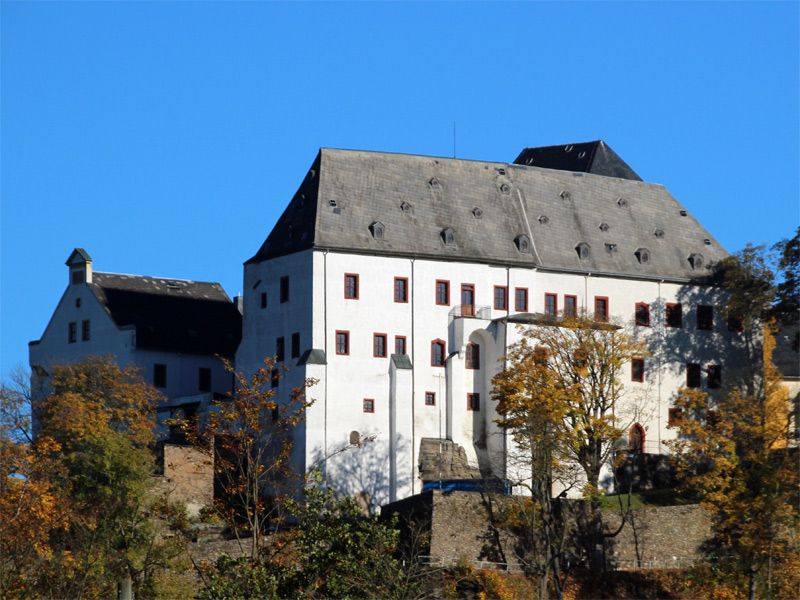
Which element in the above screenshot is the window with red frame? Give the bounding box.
[435,280,450,306]
[635,303,650,327]
[335,331,350,355]
[373,333,387,358]
[363,398,375,413]
[431,340,446,367]
[344,273,359,299]
[394,277,409,303]
[467,393,480,411]
[594,296,609,322]
[544,293,557,318]
[564,295,577,318]
[666,303,682,328]
[629,423,645,453]
[515,287,528,312]
[395,336,406,355]
[425,392,436,406]
[494,286,508,310]
[631,357,645,382]
[465,342,480,369]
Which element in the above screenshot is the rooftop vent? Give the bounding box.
[400,201,413,214]
[428,177,442,192]
[576,242,590,260]
[496,167,506,175]
[538,215,549,225]
[703,238,712,246]
[472,207,483,219]
[369,221,385,240]
[499,183,511,194]
[654,228,665,239]
[564,145,574,152]
[617,197,628,208]
[441,228,455,246]
[560,190,571,200]
[635,248,650,264]
[679,209,688,217]
[577,151,586,159]
[605,243,618,253]
[514,234,531,254]
[688,253,705,270]
[599,222,609,232]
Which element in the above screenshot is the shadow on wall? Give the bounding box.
[310,436,411,515]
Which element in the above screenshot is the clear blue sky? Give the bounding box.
[1,1,798,378]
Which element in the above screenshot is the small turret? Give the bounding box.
[65,248,93,285]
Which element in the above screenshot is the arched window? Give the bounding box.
[431,339,446,367]
[628,423,645,453]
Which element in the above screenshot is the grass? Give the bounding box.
[599,488,692,511]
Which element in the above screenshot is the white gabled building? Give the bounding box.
[29,249,243,430]
[237,140,749,510]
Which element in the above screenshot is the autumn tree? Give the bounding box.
[493,315,648,586]
[175,358,317,559]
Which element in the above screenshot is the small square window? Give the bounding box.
[271,368,280,388]
[335,331,350,355]
[373,333,387,358]
[431,340,446,367]
[494,286,508,310]
[436,280,450,306]
[395,336,407,355]
[631,358,645,383]
[68,321,77,344]
[260,292,267,309]
[276,337,285,362]
[425,392,436,406]
[394,277,409,303]
[564,295,578,318]
[515,288,528,312]
[707,364,721,389]
[466,342,480,369]
[199,367,211,392]
[594,297,609,322]
[697,305,713,331]
[71,270,85,285]
[635,303,650,327]
[666,303,682,328]
[280,276,289,303]
[668,407,683,427]
[686,363,702,388]
[154,363,167,388]
[545,293,557,318]
[467,393,480,411]
[81,319,91,341]
[363,398,375,413]
[291,332,300,359]
[344,273,359,299]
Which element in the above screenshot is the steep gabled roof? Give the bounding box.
[247,144,727,281]
[88,273,242,356]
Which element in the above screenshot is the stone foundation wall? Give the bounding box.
[151,444,214,517]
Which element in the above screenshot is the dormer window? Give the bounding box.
[369,221,385,240]
[441,228,455,246]
[605,243,618,253]
[428,177,442,191]
[576,242,590,260]
[514,235,531,254]
[635,247,650,264]
[400,201,413,214]
[599,222,609,232]
[688,253,704,270]
[499,183,511,194]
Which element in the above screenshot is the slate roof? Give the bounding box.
[513,141,642,181]
[247,143,727,281]
[88,273,242,356]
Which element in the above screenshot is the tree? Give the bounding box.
[175,358,317,559]
[772,227,799,332]
[492,315,648,591]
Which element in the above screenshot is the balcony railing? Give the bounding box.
[449,304,492,319]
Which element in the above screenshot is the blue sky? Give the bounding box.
[1,1,798,378]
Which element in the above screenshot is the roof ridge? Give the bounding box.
[93,271,222,286]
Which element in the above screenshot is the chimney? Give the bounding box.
[65,248,93,285]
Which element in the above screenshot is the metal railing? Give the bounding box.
[449,304,492,319]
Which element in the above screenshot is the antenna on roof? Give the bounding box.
[453,121,456,158]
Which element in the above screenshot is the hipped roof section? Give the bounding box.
[246,144,727,281]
